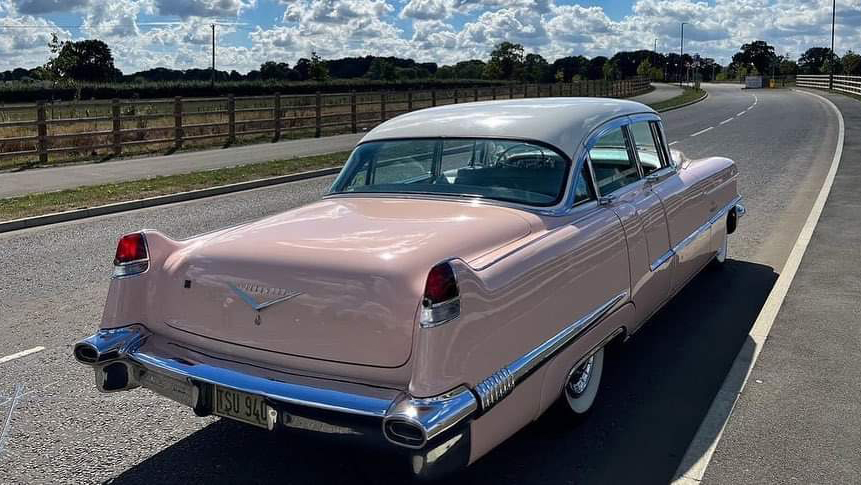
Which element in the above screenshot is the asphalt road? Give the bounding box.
[0,84,841,484]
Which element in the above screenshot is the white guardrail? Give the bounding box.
[797,74,861,96]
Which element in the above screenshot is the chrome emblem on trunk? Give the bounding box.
[229,283,303,313]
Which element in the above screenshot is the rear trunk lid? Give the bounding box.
[156,197,531,367]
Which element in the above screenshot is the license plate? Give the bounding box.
[214,385,271,429]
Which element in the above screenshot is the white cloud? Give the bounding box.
[153,0,255,18]
[15,0,88,14]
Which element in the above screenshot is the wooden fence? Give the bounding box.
[0,78,650,167]
[797,74,861,96]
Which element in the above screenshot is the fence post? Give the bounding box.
[273,93,282,142]
[407,90,413,112]
[492,86,497,100]
[227,94,236,145]
[350,90,357,134]
[431,89,437,107]
[111,98,121,157]
[36,101,48,164]
[454,89,458,104]
[509,85,514,99]
[473,87,479,102]
[315,91,322,138]
[173,96,183,150]
[380,92,387,122]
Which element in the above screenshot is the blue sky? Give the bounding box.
[0,0,858,73]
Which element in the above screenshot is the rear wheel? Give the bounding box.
[563,348,604,415]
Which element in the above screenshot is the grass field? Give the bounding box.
[0,151,349,221]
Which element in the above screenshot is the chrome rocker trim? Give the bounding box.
[473,290,627,412]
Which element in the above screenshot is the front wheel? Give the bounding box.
[563,348,604,415]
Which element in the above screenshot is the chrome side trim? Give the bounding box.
[652,196,743,270]
[649,249,675,271]
[474,290,627,412]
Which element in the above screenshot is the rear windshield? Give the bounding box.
[329,138,571,206]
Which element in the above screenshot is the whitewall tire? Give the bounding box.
[564,347,604,415]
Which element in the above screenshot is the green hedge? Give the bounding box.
[0,79,514,103]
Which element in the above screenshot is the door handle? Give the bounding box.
[598,194,617,206]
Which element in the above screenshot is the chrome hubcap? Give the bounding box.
[567,355,594,398]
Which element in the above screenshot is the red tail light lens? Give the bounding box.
[420,262,460,328]
[424,262,459,304]
[113,233,149,277]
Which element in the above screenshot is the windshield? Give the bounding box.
[329,138,571,206]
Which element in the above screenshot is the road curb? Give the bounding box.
[0,166,342,234]
[657,89,709,112]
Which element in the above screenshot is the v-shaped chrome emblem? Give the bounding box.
[228,284,303,312]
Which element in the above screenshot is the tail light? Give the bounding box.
[113,233,149,277]
[419,262,460,328]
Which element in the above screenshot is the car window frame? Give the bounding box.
[585,123,644,197]
[627,120,667,177]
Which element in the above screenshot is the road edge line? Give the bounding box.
[671,88,845,484]
[0,166,342,234]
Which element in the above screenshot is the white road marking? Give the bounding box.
[0,346,45,364]
[719,118,733,125]
[669,141,679,146]
[672,89,846,485]
[737,111,746,116]
[690,127,714,137]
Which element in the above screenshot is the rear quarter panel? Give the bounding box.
[408,205,630,398]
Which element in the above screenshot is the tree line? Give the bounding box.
[1,36,858,87]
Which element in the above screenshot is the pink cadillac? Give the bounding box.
[74,97,744,478]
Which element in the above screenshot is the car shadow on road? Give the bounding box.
[106,259,777,485]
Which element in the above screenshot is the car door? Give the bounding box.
[643,121,712,292]
[587,122,672,331]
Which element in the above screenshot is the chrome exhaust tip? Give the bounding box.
[73,342,101,364]
[72,325,148,366]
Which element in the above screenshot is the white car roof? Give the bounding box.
[360,97,657,155]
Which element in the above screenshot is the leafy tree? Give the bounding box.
[586,56,608,80]
[636,59,652,78]
[778,58,798,76]
[453,60,486,79]
[843,51,861,75]
[260,61,296,81]
[602,59,620,80]
[367,58,397,81]
[294,58,312,81]
[551,56,588,82]
[309,52,329,82]
[523,53,551,82]
[484,42,524,80]
[732,41,777,76]
[43,34,121,83]
[799,47,839,75]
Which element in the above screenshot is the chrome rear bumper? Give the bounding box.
[74,325,474,479]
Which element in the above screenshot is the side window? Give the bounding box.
[573,161,594,204]
[629,121,665,175]
[588,126,640,194]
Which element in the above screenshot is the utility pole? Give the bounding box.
[680,23,687,87]
[654,38,658,53]
[829,0,836,90]
[211,23,216,88]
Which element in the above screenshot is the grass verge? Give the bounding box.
[0,151,349,222]
[649,87,707,112]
